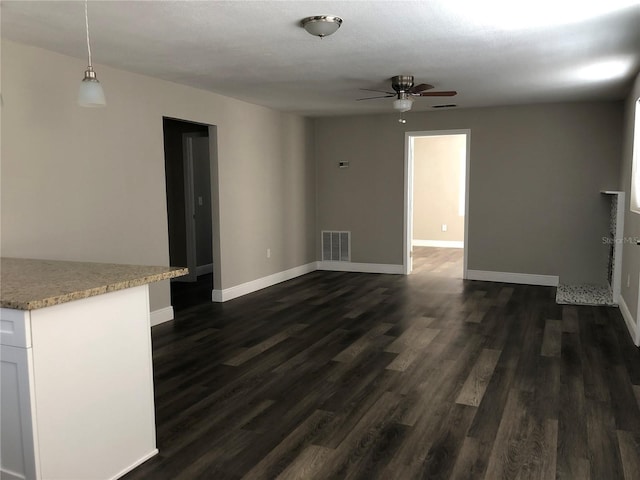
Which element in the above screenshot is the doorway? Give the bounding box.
[404,130,470,277]
[163,117,215,309]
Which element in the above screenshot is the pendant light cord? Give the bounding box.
[85,0,92,67]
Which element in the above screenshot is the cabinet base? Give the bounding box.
[109,449,159,480]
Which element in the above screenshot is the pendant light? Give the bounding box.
[78,0,106,107]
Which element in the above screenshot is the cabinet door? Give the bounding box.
[1,345,38,480]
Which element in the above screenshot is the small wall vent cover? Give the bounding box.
[322,231,350,262]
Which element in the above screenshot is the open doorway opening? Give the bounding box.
[163,117,215,309]
[404,130,470,278]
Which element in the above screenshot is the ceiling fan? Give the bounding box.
[357,75,457,113]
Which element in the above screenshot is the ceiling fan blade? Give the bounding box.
[409,83,434,94]
[418,91,458,97]
[356,94,396,101]
[359,88,396,95]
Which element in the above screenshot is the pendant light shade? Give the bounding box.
[78,66,106,107]
[78,0,105,107]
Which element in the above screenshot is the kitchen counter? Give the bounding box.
[0,257,187,310]
[0,258,187,480]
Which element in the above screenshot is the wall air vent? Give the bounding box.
[322,231,350,262]
[432,104,457,109]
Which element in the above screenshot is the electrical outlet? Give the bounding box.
[267,248,271,258]
[441,224,447,232]
[628,274,631,288]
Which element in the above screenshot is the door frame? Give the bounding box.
[403,129,471,277]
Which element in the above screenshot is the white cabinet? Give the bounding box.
[0,285,158,480]
[1,344,38,480]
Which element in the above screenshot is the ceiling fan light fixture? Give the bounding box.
[393,98,413,112]
[301,15,342,38]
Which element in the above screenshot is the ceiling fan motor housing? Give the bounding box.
[391,75,414,93]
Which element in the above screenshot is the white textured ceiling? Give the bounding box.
[2,0,639,116]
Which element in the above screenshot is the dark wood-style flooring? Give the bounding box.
[123,247,640,480]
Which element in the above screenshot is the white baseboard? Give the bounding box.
[466,269,559,287]
[211,261,404,303]
[619,295,639,347]
[413,240,464,248]
[109,449,158,480]
[196,263,213,276]
[150,306,174,327]
[212,262,317,302]
[317,261,404,275]
[0,468,24,480]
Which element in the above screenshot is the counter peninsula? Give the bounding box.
[0,258,187,480]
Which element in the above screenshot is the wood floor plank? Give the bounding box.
[617,430,640,480]
[540,418,559,480]
[466,327,521,439]
[607,365,640,432]
[312,391,403,478]
[531,355,561,421]
[384,316,436,353]
[556,331,590,480]
[484,388,547,479]
[448,436,485,480]
[633,385,640,410]
[455,348,502,407]
[420,404,478,480]
[541,319,563,357]
[272,327,350,374]
[465,310,486,323]
[314,368,399,450]
[223,323,309,366]
[511,311,544,394]
[561,305,580,333]
[379,341,486,477]
[399,332,485,427]
[385,327,440,371]
[332,322,394,362]
[496,286,515,306]
[242,409,334,479]
[585,399,625,480]
[275,445,334,480]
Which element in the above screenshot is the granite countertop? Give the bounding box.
[0,257,188,310]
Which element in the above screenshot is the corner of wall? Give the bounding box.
[619,294,640,346]
[150,306,174,327]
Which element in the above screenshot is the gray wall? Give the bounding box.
[2,39,631,315]
[1,41,316,312]
[413,135,466,243]
[315,101,623,283]
[620,72,640,329]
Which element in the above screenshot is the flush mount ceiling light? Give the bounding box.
[78,0,106,107]
[301,15,343,38]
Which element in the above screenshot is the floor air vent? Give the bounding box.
[322,231,350,262]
